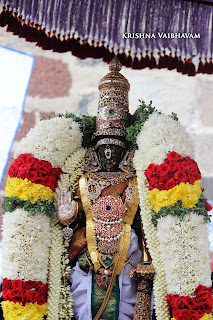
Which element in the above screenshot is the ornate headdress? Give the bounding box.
[93,56,130,142]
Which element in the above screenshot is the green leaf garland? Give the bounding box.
[2,196,56,219]
[151,196,211,226]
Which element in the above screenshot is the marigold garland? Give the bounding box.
[147,180,202,212]
[5,177,54,203]
[2,301,47,320]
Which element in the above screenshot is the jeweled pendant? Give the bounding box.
[104,146,112,159]
[62,226,73,241]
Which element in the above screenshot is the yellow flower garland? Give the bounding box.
[2,301,47,320]
[172,313,213,320]
[147,180,202,212]
[5,177,54,203]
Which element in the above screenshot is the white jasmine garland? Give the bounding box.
[46,219,64,320]
[136,113,194,168]
[14,117,83,168]
[2,209,51,283]
[48,146,85,319]
[133,151,170,320]
[157,214,211,296]
[58,243,73,320]
[55,148,86,195]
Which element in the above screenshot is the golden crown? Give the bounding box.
[93,57,130,140]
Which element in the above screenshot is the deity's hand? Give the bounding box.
[57,191,78,225]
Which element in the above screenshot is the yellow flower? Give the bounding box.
[147,180,202,212]
[5,177,54,203]
[200,314,213,320]
[2,301,47,320]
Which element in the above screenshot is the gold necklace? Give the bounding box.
[87,171,134,184]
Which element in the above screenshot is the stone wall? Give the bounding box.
[0,26,213,236]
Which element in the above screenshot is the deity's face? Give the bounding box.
[97,144,125,172]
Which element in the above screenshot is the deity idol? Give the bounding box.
[2,57,212,320]
[57,57,145,320]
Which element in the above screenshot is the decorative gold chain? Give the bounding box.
[87,171,134,184]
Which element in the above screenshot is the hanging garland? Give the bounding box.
[134,111,213,320]
[1,116,84,320]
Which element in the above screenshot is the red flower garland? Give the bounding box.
[167,285,213,320]
[2,278,48,305]
[145,151,201,191]
[8,153,61,191]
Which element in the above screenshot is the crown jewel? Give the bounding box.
[93,57,130,141]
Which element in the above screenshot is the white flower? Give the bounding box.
[14,117,83,168]
[157,214,211,296]
[2,209,51,283]
[136,113,194,167]
[134,151,170,320]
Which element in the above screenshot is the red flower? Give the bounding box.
[173,308,191,320]
[19,163,31,172]
[46,168,53,175]
[167,151,182,161]
[167,160,178,173]
[11,279,23,290]
[3,278,11,289]
[17,171,29,179]
[174,297,187,309]
[9,289,26,304]
[24,280,38,289]
[148,178,159,190]
[37,293,47,305]
[199,301,212,314]
[165,178,176,190]
[205,201,213,212]
[174,170,187,182]
[182,296,197,309]
[188,176,196,185]
[194,285,208,297]
[42,176,57,190]
[37,283,48,294]
[158,177,167,190]
[28,290,39,303]
[54,168,62,179]
[190,311,202,320]
[196,310,205,318]
[8,165,16,177]
[2,288,11,300]
[25,171,38,181]
[33,177,45,184]
[159,163,170,176]
[18,153,31,163]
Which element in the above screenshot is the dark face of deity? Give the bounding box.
[97,144,125,172]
